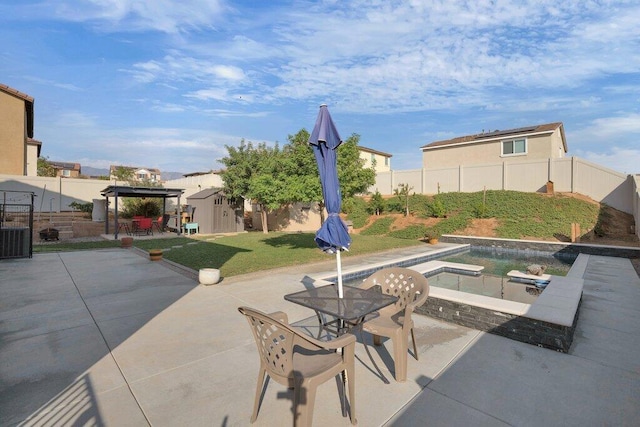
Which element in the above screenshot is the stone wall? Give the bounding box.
[416,296,581,352]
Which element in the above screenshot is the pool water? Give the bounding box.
[339,246,576,304]
[426,271,542,304]
[440,247,576,277]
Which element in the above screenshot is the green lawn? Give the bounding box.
[34,232,423,277]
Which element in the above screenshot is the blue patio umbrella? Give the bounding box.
[309,104,352,297]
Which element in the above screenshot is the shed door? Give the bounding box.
[211,196,236,233]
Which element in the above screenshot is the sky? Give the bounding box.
[1,0,639,175]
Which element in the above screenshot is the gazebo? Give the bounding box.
[100,185,185,239]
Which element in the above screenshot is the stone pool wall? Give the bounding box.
[416,296,581,353]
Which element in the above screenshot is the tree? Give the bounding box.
[219,140,286,234]
[112,166,135,183]
[336,134,376,199]
[219,130,377,232]
[394,183,414,216]
[281,130,376,222]
[37,157,56,177]
[281,129,323,202]
[368,190,385,215]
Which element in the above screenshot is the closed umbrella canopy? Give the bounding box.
[309,104,351,297]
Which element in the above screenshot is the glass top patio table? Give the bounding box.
[284,284,398,323]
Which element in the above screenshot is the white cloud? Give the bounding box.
[127,53,246,92]
[569,113,640,174]
[580,148,640,175]
[258,1,640,112]
[571,113,640,141]
[49,0,226,33]
[184,88,230,102]
[96,0,639,116]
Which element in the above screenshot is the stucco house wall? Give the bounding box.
[252,202,322,232]
[359,146,392,172]
[0,88,30,175]
[26,139,40,176]
[422,123,566,169]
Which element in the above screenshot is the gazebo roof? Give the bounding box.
[100,185,184,198]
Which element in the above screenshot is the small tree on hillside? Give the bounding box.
[394,183,414,217]
[368,190,385,215]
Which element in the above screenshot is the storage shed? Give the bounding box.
[186,188,244,234]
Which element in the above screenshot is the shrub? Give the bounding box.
[122,198,163,218]
[361,216,394,235]
[429,197,446,218]
[473,202,488,218]
[344,197,369,229]
[385,198,404,213]
[69,201,93,213]
[409,195,431,218]
[367,191,386,215]
[388,224,428,239]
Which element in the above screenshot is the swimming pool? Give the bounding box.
[311,243,585,352]
[340,245,575,304]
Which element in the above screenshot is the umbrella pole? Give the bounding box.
[336,250,344,298]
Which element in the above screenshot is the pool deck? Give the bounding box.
[1,244,639,426]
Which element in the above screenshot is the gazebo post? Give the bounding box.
[177,194,182,235]
[114,190,120,239]
[104,195,109,235]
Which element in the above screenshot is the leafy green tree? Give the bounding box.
[219,140,286,234]
[281,130,376,222]
[219,130,377,232]
[336,134,376,199]
[112,166,135,183]
[37,157,56,177]
[281,129,322,203]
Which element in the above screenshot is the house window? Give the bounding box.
[138,173,146,179]
[384,157,389,166]
[502,138,526,156]
[62,169,71,177]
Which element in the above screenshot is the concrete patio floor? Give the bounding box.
[1,245,639,426]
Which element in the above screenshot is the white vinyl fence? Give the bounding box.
[0,175,205,213]
[370,156,635,215]
[1,157,637,233]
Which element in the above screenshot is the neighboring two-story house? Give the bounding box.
[0,83,41,176]
[109,165,162,183]
[421,122,567,169]
[49,161,82,178]
[358,146,392,172]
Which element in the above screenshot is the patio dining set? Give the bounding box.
[118,215,167,236]
[239,267,429,426]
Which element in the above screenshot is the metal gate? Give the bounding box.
[0,191,34,259]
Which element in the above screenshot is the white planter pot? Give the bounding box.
[199,268,220,285]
